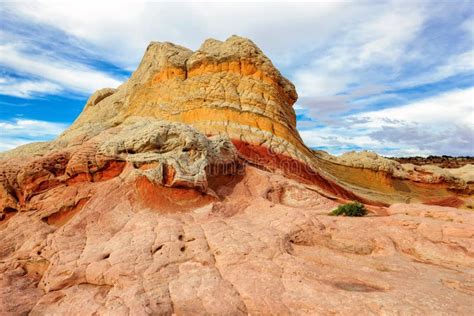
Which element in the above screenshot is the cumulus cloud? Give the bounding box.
[358,88,474,156]
[296,85,389,120]
[289,1,473,132]
[292,3,426,97]
[358,87,474,127]
[397,51,474,88]
[369,124,473,156]
[3,1,472,97]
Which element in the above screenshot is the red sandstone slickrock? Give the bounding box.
[1,36,473,315]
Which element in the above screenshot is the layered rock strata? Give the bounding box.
[314,150,474,208]
[55,36,359,201]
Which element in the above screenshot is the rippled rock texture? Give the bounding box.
[1,163,473,315]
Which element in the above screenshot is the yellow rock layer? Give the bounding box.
[126,61,309,161]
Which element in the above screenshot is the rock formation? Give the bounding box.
[41,35,362,201]
[1,36,473,315]
[392,155,474,168]
[314,150,473,208]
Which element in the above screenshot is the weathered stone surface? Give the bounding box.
[0,120,238,219]
[1,165,473,315]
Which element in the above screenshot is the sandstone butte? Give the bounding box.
[0,36,473,315]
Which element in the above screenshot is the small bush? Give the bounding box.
[329,202,368,217]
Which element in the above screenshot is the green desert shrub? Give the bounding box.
[329,202,368,217]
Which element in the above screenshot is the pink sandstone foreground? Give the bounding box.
[1,36,473,315]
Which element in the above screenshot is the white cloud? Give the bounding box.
[398,51,474,88]
[299,88,474,156]
[4,1,356,68]
[292,3,426,97]
[0,118,68,151]
[3,1,471,96]
[0,77,61,98]
[296,85,390,120]
[0,44,123,94]
[0,118,68,137]
[358,87,474,127]
[293,73,349,97]
[355,9,425,66]
[300,128,380,149]
[461,16,474,38]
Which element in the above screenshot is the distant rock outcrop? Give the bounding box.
[314,150,473,208]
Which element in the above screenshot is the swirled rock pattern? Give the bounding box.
[0,120,238,219]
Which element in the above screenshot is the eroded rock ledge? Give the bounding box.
[0,120,240,218]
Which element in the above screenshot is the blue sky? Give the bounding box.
[0,0,473,156]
